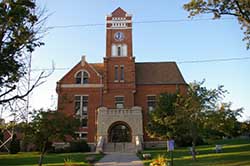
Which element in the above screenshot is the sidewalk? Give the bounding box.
[95,153,144,166]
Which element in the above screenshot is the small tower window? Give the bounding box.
[117,46,122,56]
[112,44,117,56]
[115,66,119,81]
[123,44,127,56]
[120,65,124,81]
[112,44,127,57]
[75,71,89,84]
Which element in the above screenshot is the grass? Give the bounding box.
[0,152,104,166]
[139,138,250,166]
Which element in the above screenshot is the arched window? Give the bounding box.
[122,44,127,56]
[117,46,122,56]
[75,71,89,84]
[112,44,117,56]
[112,44,128,57]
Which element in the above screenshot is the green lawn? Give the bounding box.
[0,152,103,166]
[140,138,250,166]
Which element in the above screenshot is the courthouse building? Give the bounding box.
[56,7,186,152]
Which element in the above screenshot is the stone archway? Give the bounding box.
[97,106,144,144]
[108,121,132,143]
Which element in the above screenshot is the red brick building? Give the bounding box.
[56,7,186,152]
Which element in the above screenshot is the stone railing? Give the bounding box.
[98,106,142,116]
[135,135,143,152]
[96,136,104,153]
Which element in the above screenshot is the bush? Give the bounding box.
[9,134,20,154]
[70,140,90,152]
[46,142,55,153]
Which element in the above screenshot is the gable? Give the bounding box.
[59,61,103,84]
[111,7,127,17]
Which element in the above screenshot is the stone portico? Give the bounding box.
[96,106,143,152]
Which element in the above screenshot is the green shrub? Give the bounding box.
[70,140,90,152]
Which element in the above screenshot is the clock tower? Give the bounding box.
[103,7,136,108]
[106,7,133,58]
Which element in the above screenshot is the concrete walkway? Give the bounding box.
[95,153,144,166]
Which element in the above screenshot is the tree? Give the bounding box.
[147,80,243,161]
[240,119,250,137]
[0,0,48,105]
[24,110,79,166]
[146,93,178,140]
[204,102,243,139]
[184,0,250,49]
[146,93,193,147]
[174,80,227,160]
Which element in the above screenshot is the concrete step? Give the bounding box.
[104,143,136,153]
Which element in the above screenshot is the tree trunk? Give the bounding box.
[191,141,196,161]
[38,141,47,166]
[38,152,44,166]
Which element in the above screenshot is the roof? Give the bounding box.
[135,62,186,85]
[90,63,104,75]
[59,61,186,85]
[111,7,127,17]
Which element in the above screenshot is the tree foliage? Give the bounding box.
[0,0,47,104]
[146,80,242,160]
[184,0,250,49]
[23,110,79,166]
[240,119,250,136]
[204,102,243,139]
[146,93,178,139]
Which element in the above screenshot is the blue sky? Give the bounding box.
[21,0,250,120]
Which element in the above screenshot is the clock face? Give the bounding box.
[114,31,125,41]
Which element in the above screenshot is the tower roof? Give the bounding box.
[111,7,127,17]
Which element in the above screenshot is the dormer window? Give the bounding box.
[76,71,89,84]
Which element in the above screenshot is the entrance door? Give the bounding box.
[108,123,131,142]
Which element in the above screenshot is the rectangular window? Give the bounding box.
[80,132,88,140]
[147,95,156,112]
[115,96,124,109]
[115,66,119,81]
[120,65,124,81]
[80,117,88,127]
[75,132,87,140]
[75,95,88,127]
[81,96,88,116]
[74,96,81,116]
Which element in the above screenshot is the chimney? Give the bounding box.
[81,55,86,66]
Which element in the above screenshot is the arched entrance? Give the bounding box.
[108,121,132,142]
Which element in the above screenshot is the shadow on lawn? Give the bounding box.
[141,139,250,166]
[0,152,90,166]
